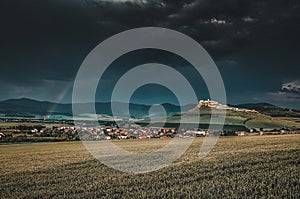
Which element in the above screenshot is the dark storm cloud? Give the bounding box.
[0,0,91,83]
[79,0,300,105]
[168,0,300,59]
[0,0,299,107]
[84,0,300,60]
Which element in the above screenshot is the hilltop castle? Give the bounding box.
[198,99,258,113]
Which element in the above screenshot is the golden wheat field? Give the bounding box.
[0,135,299,198]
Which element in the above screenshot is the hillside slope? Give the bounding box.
[152,105,300,130]
[235,103,300,118]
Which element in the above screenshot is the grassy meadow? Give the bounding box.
[0,135,299,198]
[157,106,300,130]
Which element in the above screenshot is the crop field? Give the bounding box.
[1,135,299,198]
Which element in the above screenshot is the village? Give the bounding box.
[0,120,209,142]
[75,124,210,140]
[1,117,300,142]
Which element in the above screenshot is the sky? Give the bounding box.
[0,0,299,109]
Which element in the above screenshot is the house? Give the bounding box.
[186,130,207,137]
[236,131,245,136]
[139,135,147,139]
[0,132,5,139]
[236,131,260,136]
[31,129,38,133]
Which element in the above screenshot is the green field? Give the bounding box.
[1,135,299,198]
[0,122,70,129]
[150,106,300,130]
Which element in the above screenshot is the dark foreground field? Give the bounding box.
[1,135,299,198]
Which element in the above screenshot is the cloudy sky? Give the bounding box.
[0,0,299,108]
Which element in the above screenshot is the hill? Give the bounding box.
[148,101,300,131]
[0,98,194,119]
[234,103,300,118]
[1,98,299,130]
[0,98,72,117]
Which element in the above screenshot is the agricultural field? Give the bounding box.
[1,135,299,198]
[0,122,71,131]
[156,106,300,131]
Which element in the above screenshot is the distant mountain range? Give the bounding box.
[0,98,195,119]
[0,98,299,119]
